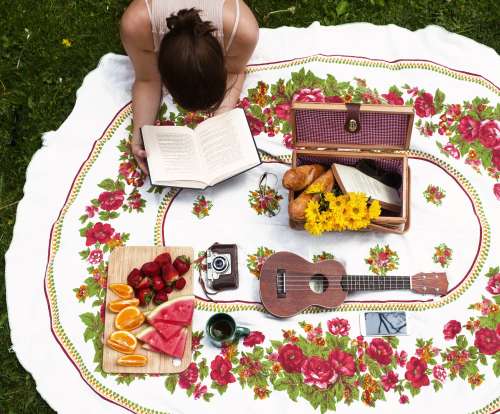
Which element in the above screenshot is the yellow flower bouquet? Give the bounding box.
[303,185,381,236]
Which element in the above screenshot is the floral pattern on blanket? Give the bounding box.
[165,266,500,411]
[69,68,500,409]
[234,68,500,199]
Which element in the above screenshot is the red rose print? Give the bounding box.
[366,338,393,365]
[118,161,134,178]
[458,115,480,142]
[414,92,436,118]
[478,120,499,149]
[407,86,418,96]
[292,88,325,103]
[238,97,250,110]
[492,148,500,170]
[277,343,305,373]
[443,320,462,340]
[446,104,462,119]
[325,95,344,103]
[382,92,404,105]
[494,183,500,201]
[283,133,293,149]
[432,365,447,382]
[193,382,207,399]
[301,356,337,389]
[328,349,355,377]
[85,205,98,218]
[154,119,175,126]
[98,190,125,211]
[210,355,235,386]
[327,318,350,336]
[404,357,430,388]
[443,142,460,159]
[179,362,198,389]
[243,331,265,347]
[474,328,500,355]
[486,273,500,294]
[380,370,398,391]
[85,222,114,246]
[396,350,408,367]
[399,395,409,404]
[246,114,265,136]
[99,303,105,322]
[88,249,103,265]
[275,102,291,121]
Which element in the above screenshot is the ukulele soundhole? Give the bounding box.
[309,274,329,294]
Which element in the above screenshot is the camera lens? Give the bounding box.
[212,256,228,272]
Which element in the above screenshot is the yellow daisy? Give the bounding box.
[305,183,324,194]
[368,200,381,219]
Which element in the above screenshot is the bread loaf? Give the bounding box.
[282,164,326,191]
[288,169,335,221]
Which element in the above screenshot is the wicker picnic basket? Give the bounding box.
[288,102,415,234]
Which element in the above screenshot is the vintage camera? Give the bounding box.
[206,243,238,291]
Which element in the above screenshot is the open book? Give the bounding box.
[141,108,261,189]
[331,163,401,212]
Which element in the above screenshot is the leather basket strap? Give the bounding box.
[344,103,361,133]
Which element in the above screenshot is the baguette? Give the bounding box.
[288,170,335,221]
[282,164,326,191]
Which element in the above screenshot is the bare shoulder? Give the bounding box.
[120,0,154,51]
[224,1,259,56]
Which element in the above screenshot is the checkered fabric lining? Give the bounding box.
[297,154,403,195]
[295,109,409,147]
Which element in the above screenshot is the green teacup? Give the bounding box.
[206,313,250,347]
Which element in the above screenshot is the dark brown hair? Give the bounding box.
[158,8,227,112]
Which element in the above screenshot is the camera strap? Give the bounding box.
[257,172,280,217]
[195,251,219,302]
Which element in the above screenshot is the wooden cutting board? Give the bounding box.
[103,246,193,374]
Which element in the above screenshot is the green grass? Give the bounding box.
[0,0,498,412]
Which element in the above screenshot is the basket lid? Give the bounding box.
[292,102,414,150]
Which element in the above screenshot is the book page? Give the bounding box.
[194,109,261,184]
[142,126,203,185]
[332,163,401,208]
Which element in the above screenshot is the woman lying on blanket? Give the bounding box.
[121,0,259,174]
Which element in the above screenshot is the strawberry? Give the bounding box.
[153,288,169,305]
[161,262,179,285]
[154,252,172,267]
[173,255,191,276]
[136,287,153,306]
[165,286,173,294]
[174,277,186,290]
[141,261,160,278]
[152,275,165,292]
[136,276,151,290]
[126,268,142,288]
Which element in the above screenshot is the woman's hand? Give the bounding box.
[131,133,149,175]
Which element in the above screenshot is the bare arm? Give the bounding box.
[216,0,259,114]
[121,0,161,174]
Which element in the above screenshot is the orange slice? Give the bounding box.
[108,298,140,313]
[109,283,134,299]
[106,331,138,354]
[117,354,148,367]
[115,306,145,331]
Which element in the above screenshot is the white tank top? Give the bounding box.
[145,0,240,54]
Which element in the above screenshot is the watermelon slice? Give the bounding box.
[137,326,188,358]
[148,295,194,326]
[150,320,184,341]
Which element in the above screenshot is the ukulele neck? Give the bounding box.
[341,275,411,291]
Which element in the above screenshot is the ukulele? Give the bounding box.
[259,252,448,318]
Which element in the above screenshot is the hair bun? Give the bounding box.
[166,8,215,37]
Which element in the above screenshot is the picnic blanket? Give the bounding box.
[6,22,500,414]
